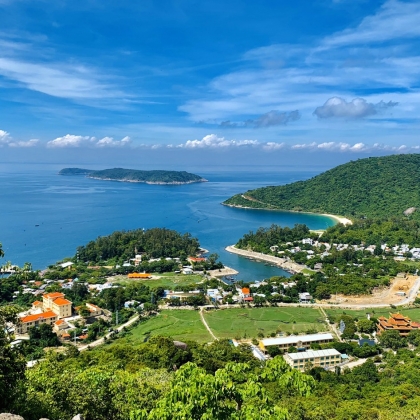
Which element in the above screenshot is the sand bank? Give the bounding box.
[225,245,307,274]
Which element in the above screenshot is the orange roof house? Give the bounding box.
[377,313,420,336]
[188,257,207,263]
[128,273,152,279]
[20,310,57,324]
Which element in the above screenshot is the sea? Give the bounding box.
[0,163,335,282]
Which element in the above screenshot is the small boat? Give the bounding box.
[35,224,39,227]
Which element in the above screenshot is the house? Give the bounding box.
[53,319,69,332]
[299,292,312,303]
[283,349,343,371]
[43,292,72,319]
[188,257,207,263]
[86,303,102,316]
[182,268,193,275]
[127,273,151,279]
[238,287,253,302]
[124,300,139,308]
[31,300,43,311]
[129,254,143,266]
[16,311,58,334]
[259,333,334,354]
[377,313,420,337]
[59,261,74,269]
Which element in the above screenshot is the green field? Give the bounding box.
[203,307,327,340]
[109,272,204,289]
[325,307,420,322]
[123,310,212,343]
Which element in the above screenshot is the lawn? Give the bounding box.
[325,307,420,322]
[109,272,204,289]
[122,310,212,343]
[203,307,326,340]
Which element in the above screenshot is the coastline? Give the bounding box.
[88,176,207,185]
[222,203,352,226]
[225,245,307,274]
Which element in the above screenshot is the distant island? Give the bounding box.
[59,167,208,185]
[223,154,420,220]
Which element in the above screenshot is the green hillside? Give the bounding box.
[59,167,207,184]
[223,154,420,220]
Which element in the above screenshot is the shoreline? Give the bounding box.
[222,203,352,226]
[87,176,207,185]
[225,245,307,274]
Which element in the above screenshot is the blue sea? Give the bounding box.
[0,163,335,282]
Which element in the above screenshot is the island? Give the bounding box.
[223,153,420,220]
[59,167,208,185]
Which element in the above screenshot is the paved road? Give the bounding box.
[78,314,140,351]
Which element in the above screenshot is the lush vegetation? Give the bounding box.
[235,222,419,296]
[60,167,207,184]
[59,168,94,175]
[322,218,420,246]
[224,153,420,220]
[76,227,200,263]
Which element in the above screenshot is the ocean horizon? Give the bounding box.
[0,163,336,282]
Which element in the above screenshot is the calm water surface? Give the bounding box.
[0,163,335,281]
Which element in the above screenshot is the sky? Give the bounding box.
[0,0,419,168]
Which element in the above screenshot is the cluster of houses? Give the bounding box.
[15,291,105,342]
[274,238,420,262]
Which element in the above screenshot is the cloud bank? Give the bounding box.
[220,110,301,128]
[313,97,398,119]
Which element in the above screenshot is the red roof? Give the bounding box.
[242,288,250,294]
[244,297,254,301]
[52,297,72,306]
[43,292,65,299]
[20,310,57,323]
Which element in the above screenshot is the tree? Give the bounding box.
[379,330,406,350]
[0,305,26,411]
[357,318,375,334]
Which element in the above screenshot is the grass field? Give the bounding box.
[109,272,204,289]
[203,307,327,340]
[325,306,420,321]
[123,310,212,343]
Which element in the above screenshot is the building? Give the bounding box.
[187,257,207,263]
[377,313,420,337]
[85,303,102,316]
[16,311,58,334]
[284,349,342,371]
[43,292,72,319]
[127,273,151,279]
[299,292,312,303]
[259,333,334,353]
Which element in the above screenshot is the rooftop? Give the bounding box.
[261,333,334,347]
[20,310,57,323]
[285,348,341,360]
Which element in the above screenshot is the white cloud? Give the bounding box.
[0,129,11,145]
[177,134,259,149]
[321,0,420,48]
[262,142,286,151]
[96,136,131,148]
[313,97,397,119]
[8,139,39,147]
[47,134,94,148]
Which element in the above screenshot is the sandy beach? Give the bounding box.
[225,245,307,274]
[208,266,239,277]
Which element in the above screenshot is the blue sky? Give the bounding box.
[0,0,419,167]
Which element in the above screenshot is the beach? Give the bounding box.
[225,245,307,274]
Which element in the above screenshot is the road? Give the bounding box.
[78,314,140,351]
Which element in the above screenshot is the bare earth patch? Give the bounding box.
[327,275,418,306]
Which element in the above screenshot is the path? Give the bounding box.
[199,307,217,341]
[319,307,341,341]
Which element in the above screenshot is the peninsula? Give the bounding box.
[223,154,420,220]
[59,167,207,185]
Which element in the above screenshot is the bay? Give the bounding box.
[0,163,335,281]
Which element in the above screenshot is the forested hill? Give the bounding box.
[59,167,207,184]
[223,154,420,220]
